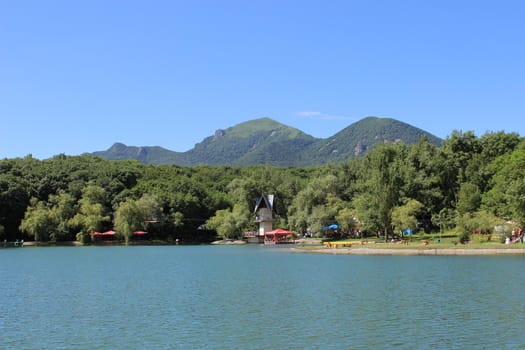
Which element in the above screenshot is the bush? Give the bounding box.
[458,230,471,244]
[76,232,92,244]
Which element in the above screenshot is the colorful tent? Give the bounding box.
[266,228,294,235]
[91,230,116,241]
[264,228,295,244]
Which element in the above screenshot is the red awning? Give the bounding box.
[265,228,294,235]
[133,230,148,235]
[102,230,116,235]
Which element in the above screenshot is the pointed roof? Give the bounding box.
[254,194,274,213]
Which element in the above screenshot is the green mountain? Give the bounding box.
[306,116,443,164]
[90,116,442,166]
[91,142,189,165]
[184,118,317,166]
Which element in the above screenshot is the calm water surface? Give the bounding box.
[1,245,524,349]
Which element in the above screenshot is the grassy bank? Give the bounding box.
[293,231,525,255]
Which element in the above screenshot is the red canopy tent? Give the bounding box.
[264,228,295,244]
[132,230,148,241]
[92,230,116,241]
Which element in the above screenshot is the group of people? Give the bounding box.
[508,228,524,244]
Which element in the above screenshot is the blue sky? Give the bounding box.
[1,0,524,159]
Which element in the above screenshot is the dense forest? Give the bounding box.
[1,130,524,244]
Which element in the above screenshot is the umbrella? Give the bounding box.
[328,224,339,229]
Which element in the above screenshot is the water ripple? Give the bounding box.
[1,247,525,349]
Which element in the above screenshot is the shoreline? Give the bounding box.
[291,247,525,256]
[10,241,525,255]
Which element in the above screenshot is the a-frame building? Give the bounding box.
[245,194,274,243]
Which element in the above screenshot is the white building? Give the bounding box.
[245,194,274,243]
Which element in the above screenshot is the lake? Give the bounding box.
[1,245,524,349]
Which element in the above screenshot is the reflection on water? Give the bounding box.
[1,246,524,349]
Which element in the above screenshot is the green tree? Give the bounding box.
[0,162,32,240]
[482,143,525,224]
[206,204,250,240]
[19,198,55,241]
[171,211,184,228]
[48,190,77,241]
[438,130,481,208]
[70,184,110,240]
[455,210,501,243]
[479,131,521,163]
[461,132,520,197]
[114,194,163,244]
[402,138,443,214]
[287,174,340,235]
[391,199,425,236]
[114,200,141,244]
[353,144,403,241]
[335,207,358,236]
[19,192,77,242]
[456,182,481,215]
[431,208,456,234]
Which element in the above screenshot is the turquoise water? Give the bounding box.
[1,245,524,349]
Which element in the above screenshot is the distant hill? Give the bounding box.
[90,117,443,166]
[91,142,188,165]
[305,116,443,164]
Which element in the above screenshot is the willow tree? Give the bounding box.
[114,194,163,244]
[70,184,110,241]
[19,198,55,242]
[19,191,78,242]
[353,144,404,241]
[48,190,77,241]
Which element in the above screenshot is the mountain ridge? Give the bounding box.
[91,116,443,166]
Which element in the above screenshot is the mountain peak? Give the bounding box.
[109,142,128,151]
[225,117,296,138]
[91,116,442,166]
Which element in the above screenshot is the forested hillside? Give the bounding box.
[305,117,443,163]
[184,118,317,166]
[2,130,523,244]
[92,142,188,165]
[91,117,442,166]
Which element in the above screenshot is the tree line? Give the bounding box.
[1,130,524,243]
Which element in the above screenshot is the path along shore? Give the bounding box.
[292,247,525,256]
